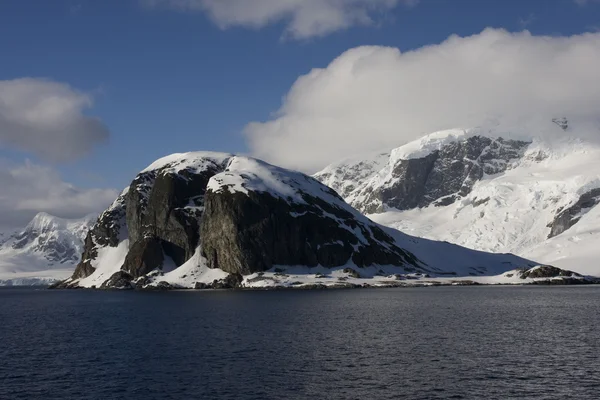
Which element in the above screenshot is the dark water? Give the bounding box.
[1,286,599,400]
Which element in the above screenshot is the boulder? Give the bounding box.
[211,273,243,289]
[100,271,133,290]
[343,268,362,279]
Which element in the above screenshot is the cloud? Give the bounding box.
[142,0,418,39]
[0,78,109,162]
[244,29,600,172]
[0,160,118,229]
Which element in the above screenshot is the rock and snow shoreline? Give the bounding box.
[48,265,600,290]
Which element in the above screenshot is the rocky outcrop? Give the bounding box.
[100,271,133,289]
[516,265,599,284]
[70,189,129,280]
[520,265,581,279]
[351,136,530,213]
[200,191,421,275]
[548,188,600,238]
[66,153,232,286]
[200,158,423,275]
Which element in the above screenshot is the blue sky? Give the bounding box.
[0,0,599,226]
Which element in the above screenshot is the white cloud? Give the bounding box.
[245,29,600,172]
[0,160,118,229]
[0,78,109,162]
[143,0,418,39]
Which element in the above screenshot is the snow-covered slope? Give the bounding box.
[0,213,95,285]
[315,119,600,276]
[314,150,390,203]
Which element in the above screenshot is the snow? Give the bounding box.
[311,119,600,278]
[207,156,345,207]
[390,128,472,161]
[141,151,232,174]
[524,204,600,276]
[76,240,130,288]
[0,269,72,286]
[143,247,229,288]
[313,149,390,201]
[214,265,588,289]
[0,213,94,286]
[364,137,600,277]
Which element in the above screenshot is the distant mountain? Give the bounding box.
[54,152,533,290]
[0,213,95,286]
[314,119,600,276]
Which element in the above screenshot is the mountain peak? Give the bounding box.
[0,213,95,281]
[26,212,66,233]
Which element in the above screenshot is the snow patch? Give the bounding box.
[207,156,344,206]
[141,151,232,174]
[144,247,229,288]
[77,240,130,288]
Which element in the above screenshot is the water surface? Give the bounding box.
[1,286,599,399]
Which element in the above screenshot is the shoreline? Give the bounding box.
[37,277,600,291]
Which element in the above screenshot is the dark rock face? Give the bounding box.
[211,273,243,289]
[70,190,129,280]
[100,271,133,289]
[548,188,600,238]
[362,152,438,213]
[122,237,164,278]
[352,137,530,213]
[343,268,362,279]
[125,160,229,269]
[65,155,231,286]
[200,186,423,275]
[72,261,96,280]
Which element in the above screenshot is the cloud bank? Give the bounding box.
[0,78,109,162]
[143,0,417,39]
[245,29,600,172]
[0,160,118,229]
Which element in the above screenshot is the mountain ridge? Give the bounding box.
[314,121,600,276]
[0,213,95,285]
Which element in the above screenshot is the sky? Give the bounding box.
[0,0,600,228]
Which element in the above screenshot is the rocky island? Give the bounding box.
[52,151,585,290]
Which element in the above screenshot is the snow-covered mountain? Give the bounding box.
[314,119,600,276]
[0,213,95,286]
[54,152,541,290]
